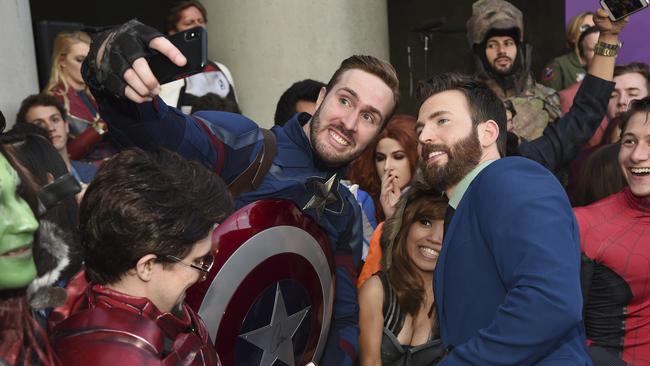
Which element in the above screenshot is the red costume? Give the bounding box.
[575,187,650,365]
[0,292,58,365]
[50,273,220,366]
[50,85,117,162]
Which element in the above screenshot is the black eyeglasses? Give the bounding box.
[165,253,215,281]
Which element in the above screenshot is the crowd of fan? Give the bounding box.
[1,0,649,365]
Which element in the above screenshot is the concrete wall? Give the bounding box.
[0,0,39,129]
[204,0,390,127]
[566,0,650,66]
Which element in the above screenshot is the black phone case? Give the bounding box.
[147,27,208,84]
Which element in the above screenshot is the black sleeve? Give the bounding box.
[580,252,595,307]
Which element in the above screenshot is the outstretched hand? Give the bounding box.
[86,20,187,103]
[123,37,187,103]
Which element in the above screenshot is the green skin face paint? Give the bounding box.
[0,154,38,290]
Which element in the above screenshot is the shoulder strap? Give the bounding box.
[377,271,405,336]
[228,128,277,196]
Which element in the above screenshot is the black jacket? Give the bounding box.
[511,74,615,173]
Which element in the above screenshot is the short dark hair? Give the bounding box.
[274,79,325,125]
[16,94,66,125]
[80,148,233,284]
[618,96,650,134]
[415,72,507,156]
[614,62,650,93]
[166,0,207,33]
[577,26,599,59]
[325,55,400,125]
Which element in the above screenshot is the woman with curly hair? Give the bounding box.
[358,181,447,365]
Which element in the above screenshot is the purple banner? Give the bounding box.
[566,0,650,66]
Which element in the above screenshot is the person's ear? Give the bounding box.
[315,87,327,110]
[479,120,500,148]
[64,120,69,134]
[46,172,55,183]
[135,254,158,282]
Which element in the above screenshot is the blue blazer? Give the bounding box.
[435,157,592,365]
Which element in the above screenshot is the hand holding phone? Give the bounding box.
[601,0,649,21]
[146,27,208,84]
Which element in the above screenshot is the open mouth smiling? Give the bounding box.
[630,167,650,176]
[328,129,351,147]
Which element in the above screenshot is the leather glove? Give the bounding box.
[83,19,162,98]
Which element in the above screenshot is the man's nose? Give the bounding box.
[341,112,358,132]
[618,94,630,108]
[630,142,650,163]
[418,123,437,144]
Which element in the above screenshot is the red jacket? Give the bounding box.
[50,272,220,366]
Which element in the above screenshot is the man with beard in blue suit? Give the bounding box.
[415,72,591,365]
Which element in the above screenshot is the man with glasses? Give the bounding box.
[50,148,233,366]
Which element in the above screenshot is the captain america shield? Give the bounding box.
[186,199,334,366]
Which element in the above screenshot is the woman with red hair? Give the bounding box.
[348,115,420,286]
[348,115,419,221]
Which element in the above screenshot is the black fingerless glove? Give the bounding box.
[83,19,162,98]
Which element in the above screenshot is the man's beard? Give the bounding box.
[309,107,363,168]
[419,127,483,191]
[491,57,514,75]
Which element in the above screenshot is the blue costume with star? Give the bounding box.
[94,94,363,366]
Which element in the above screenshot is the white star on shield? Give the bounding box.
[239,284,311,366]
[302,174,339,218]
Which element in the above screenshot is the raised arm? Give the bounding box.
[516,9,626,172]
[82,20,242,172]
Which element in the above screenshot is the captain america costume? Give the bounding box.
[575,187,650,365]
[93,92,363,366]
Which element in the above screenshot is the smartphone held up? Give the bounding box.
[146,26,208,84]
[601,0,649,21]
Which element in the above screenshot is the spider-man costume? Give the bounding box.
[575,187,650,365]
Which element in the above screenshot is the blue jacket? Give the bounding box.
[70,160,97,184]
[436,157,591,365]
[96,96,362,366]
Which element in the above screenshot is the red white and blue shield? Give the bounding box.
[186,199,334,366]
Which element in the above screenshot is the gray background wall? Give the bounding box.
[204,0,390,126]
[0,0,39,129]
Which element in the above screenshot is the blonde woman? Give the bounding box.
[45,31,116,163]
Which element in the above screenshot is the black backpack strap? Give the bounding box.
[227,128,277,196]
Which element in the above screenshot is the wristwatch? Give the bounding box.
[594,41,622,57]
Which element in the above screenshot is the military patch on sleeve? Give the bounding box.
[541,66,554,81]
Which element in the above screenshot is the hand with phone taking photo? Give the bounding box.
[85,20,187,103]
